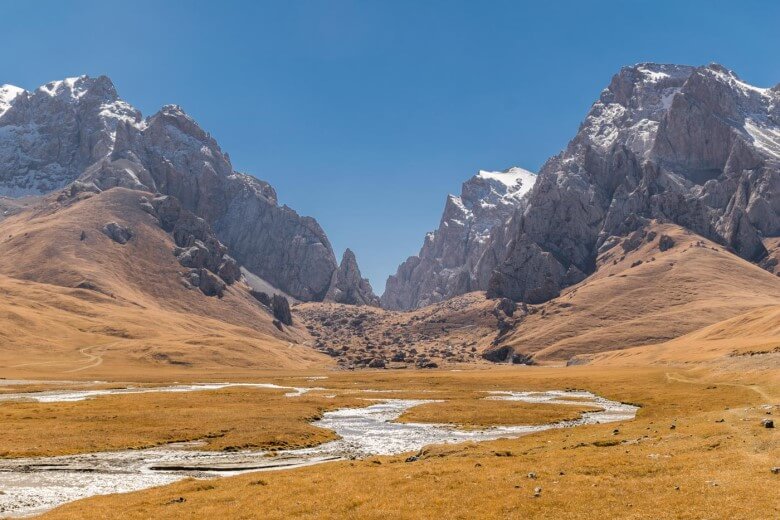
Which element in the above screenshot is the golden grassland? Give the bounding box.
[5,361,773,520]
[396,399,601,428]
[0,387,368,458]
[0,272,327,378]
[0,378,602,458]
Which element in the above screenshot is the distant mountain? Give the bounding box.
[480,63,779,304]
[0,76,377,304]
[382,167,537,310]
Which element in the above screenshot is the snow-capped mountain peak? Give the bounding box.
[475,167,537,200]
[0,84,25,117]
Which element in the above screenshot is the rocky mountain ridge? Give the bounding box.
[385,63,779,308]
[0,75,377,305]
[484,63,779,303]
[382,167,537,310]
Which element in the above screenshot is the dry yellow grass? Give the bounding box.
[397,398,600,428]
[34,365,778,520]
[585,304,780,369]
[0,188,330,377]
[0,273,328,378]
[0,387,368,458]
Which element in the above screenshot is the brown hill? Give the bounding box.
[493,223,780,363]
[586,304,780,367]
[0,188,329,378]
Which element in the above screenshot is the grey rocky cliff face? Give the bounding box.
[482,63,780,303]
[325,248,380,306]
[0,77,141,197]
[0,76,369,303]
[381,168,537,310]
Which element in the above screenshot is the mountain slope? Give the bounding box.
[0,187,330,377]
[586,304,780,366]
[488,222,780,363]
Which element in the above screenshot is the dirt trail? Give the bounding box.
[65,345,105,373]
[9,343,110,372]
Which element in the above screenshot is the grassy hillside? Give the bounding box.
[0,188,329,377]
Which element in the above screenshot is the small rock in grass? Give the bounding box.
[533,487,542,497]
[761,419,774,428]
[770,467,779,474]
[527,472,537,479]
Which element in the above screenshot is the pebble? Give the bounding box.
[533,487,542,498]
[761,419,774,428]
[527,472,537,479]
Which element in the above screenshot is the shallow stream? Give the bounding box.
[0,385,637,517]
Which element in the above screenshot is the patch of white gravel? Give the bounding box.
[0,382,322,403]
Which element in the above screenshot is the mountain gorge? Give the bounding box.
[0,63,778,368]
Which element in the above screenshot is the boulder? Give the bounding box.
[659,235,676,252]
[217,255,241,284]
[250,289,271,307]
[197,268,226,297]
[102,222,133,244]
[367,358,386,369]
[271,294,292,326]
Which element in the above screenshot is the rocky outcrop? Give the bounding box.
[481,63,780,303]
[271,294,293,326]
[382,167,537,310]
[102,222,133,244]
[141,194,239,296]
[325,249,380,306]
[0,76,368,303]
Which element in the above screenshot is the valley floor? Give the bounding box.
[0,361,777,519]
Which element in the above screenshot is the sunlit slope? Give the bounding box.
[0,188,330,377]
[500,223,780,362]
[587,304,780,366]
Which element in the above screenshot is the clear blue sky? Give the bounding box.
[4,1,780,291]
